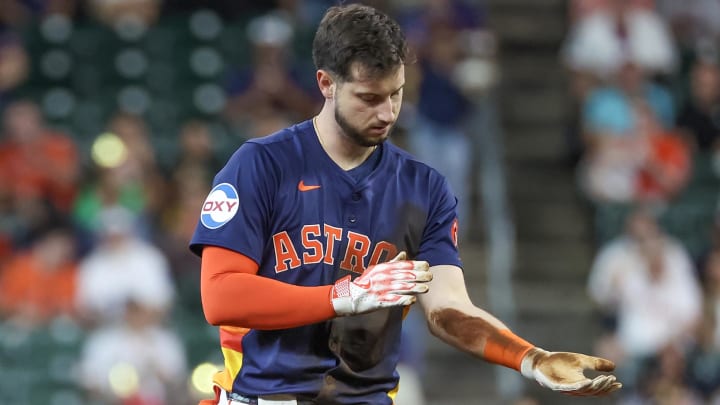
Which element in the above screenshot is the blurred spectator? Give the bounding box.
[0,99,80,212]
[0,0,77,27]
[0,192,13,262]
[561,0,677,164]
[400,0,489,234]
[654,0,720,109]
[223,12,320,138]
[0,32,29,112]
[587,206,703,388]
[155,167,209,312]
[582,59,676,137]
[703,250,720,353]
[152,120,216,298]
[569,0,655,23]
[73,112,165,236]
[153,119,217,280]
[623,343,704,405]
[686,249,720,401]
[0,218,78,328]
[656,0,720,47]
[562,0,677,80]
[75,205,174,326]
[78,298,188,405]
[677,58,720,154]
[169,119,223,184]
[109,112,165,202]
[73,162,148,235]
[160,0,297,21]
[578,62,690,204]
[633,101,691,203]
[84,0,162,28]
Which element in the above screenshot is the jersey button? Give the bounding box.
[348,215,357,223]
[351,192,361,201]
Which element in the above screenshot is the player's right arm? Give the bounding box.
[200,246,431,330]
[414,170,620,397]
[419,265,621,396]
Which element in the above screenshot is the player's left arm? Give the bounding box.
[417,265,622,396]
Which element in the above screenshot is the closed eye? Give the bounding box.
[359,94,378,103]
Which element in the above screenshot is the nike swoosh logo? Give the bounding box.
[298,180,321,192]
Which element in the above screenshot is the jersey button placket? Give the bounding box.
[347,190,362,227]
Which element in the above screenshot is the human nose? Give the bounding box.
[376,97,395,123]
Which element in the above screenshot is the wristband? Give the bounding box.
[482,329,535,371]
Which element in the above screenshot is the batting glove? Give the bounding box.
[331,252,432,316]
[520,348,622,396]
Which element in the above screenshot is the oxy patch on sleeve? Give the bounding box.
[200,183,240,229]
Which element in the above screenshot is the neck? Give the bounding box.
[314,108,377,171]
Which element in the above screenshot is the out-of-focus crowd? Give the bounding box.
[0,0,498,404]
[563,0,720,404]
[13,0,720,403]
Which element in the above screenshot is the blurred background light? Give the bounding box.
[91,132,128,168]
[190,362,221,395]
[108,362,139,398]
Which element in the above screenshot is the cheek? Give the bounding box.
[393,98,402,114]
[344,101,373,122]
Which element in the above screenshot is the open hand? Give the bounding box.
[520,348,622,396]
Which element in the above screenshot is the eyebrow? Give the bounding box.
[357,83,405,96]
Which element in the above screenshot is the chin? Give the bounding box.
[363,135,387,147]
[366,128,391,142]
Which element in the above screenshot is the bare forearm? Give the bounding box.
[427,306,533,370]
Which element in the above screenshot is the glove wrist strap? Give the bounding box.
[520,347,546,379]
[331,275,354,316]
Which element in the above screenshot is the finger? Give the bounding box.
[561,380,600,396]
[412,270,433,282]
[390,269,433,282]
[606,382,623,394]
[381,260,429,272]
[582,375,615,396]
[409,260,430,272]
[391,283,430,295]
[587,376,622,396]
[389,251,407,262]
[564,376,619,397]
[577,354,616,372]
[380,294,417,306]
[592,357,616,372]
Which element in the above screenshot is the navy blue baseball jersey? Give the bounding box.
[190,119,462,404]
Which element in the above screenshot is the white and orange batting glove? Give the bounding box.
[520,348,622,396]
[331,252,431,316]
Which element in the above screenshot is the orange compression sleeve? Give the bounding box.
[200,246,336,329]
[482,329,535,371]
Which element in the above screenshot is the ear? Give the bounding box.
[317,70,335,99]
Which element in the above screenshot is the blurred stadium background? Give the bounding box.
[2,0,720,404]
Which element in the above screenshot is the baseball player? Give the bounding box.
[190,4,622,404]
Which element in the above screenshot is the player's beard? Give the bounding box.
[334,104,391,148]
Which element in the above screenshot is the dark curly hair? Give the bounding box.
[312,3,408,82]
